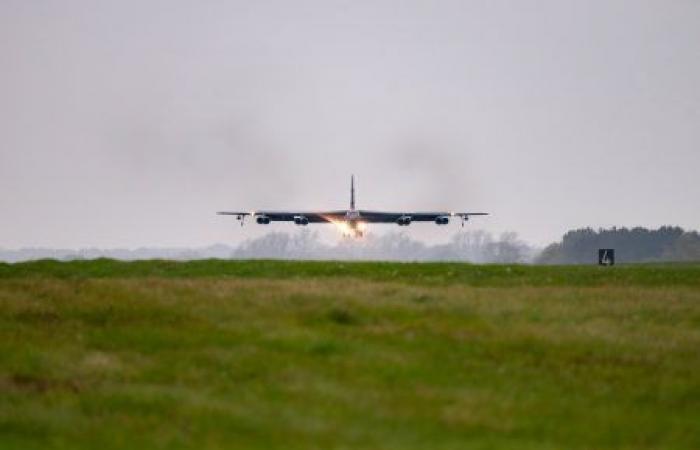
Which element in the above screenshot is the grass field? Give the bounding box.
[1,260,699,449]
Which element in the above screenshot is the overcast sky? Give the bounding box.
[1,0,698,249]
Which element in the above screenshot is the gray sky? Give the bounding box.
[1,0,699,248]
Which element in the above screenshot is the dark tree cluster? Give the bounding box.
[536,226,700,264]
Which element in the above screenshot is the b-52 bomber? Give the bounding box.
[218,176,488,238]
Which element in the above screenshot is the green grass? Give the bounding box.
[1,260,699,449]
[2,258,700,287]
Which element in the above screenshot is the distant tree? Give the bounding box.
[234,232,292,259]
[448,230,494,262]
[537,243,564,264]
[489,232,529,264]
[662,231,700,261]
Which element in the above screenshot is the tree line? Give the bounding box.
[3,227,698,264]
[233,230,534,263]
[536,226,700,264]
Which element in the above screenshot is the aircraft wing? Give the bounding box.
[217,211,252,217]
[217,210,347,223]
[358,210,488,223]
[452,212,490,219]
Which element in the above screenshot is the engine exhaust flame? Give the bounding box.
[325,217,365,238]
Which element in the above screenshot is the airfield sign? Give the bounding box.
[598,249,615,266]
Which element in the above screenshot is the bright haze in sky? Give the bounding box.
[1,1,698,249]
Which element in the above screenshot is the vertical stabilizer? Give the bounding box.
[350,175,356,210]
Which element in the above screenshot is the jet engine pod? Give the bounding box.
[293,215,309,226]
[256,215,271,225]
[397,215,412,226]
[435,216,450,225]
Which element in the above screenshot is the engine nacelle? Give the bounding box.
[397,215,412,226]
[435,216,450,225]
[256,215,271,225]
[294,215,309,226]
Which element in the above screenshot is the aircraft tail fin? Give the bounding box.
[350,175,355,210]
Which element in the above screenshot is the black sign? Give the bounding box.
[598,249,615,266]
